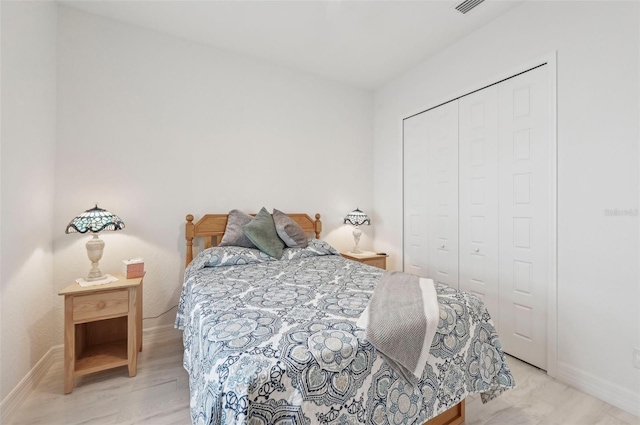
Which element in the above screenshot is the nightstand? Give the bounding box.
[58,273,143,394]
[341,251,388,270]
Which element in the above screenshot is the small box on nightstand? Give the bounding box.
[123,258,144,279]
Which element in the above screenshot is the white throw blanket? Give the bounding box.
[357,272,439,384]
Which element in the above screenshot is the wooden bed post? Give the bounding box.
[314,214,322,239]
[186,214,195,267]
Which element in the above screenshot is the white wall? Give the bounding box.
[373,0,639,415]
[0,1,57,401]
[54,6,374,336]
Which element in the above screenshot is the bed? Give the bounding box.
[176,212,515,425]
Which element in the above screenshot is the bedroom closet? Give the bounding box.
[403,64,552,370]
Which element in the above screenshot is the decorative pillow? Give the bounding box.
[282,239,340,261]
[243,207,285,259]
[272,209,309,248]
[219,209,256,248]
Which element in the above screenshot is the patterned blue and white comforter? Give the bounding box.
[176,240,515,425]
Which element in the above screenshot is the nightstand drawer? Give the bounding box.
[365,257,386,269]
[72,290,129,322]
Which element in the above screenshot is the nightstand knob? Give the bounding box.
[97,301,106,310]
[475,248,480,253]
[441,245,445,249]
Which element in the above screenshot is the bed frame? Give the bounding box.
[183,212,464,425]
[424,401,465,425]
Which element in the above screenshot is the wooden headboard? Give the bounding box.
[185,213,322,266]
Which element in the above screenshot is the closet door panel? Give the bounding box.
[459,87,500,321]
[498,65,549,370]
[403,113,430,277]
[426,102,459,288]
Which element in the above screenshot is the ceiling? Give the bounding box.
[60,0,523,90]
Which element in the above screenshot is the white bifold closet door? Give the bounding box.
[459,66,549,369]
[403,111,430,277]
[497,66,550,370]
[458,85,501,322]
[403,101,458,287]
[403,65,550,370]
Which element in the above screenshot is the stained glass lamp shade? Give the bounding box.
[343,208,370,254]
[65,205,125,281]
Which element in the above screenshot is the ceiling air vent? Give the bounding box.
[455,0,485,14]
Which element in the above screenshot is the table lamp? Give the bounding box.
[343,208,370,254]
[65,204,125,281]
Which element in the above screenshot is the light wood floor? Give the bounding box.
[6,328,640,425]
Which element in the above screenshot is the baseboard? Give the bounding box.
[142,323,181,337]
[556,361,640,417]
[0,325,182,422]
[0,344,63,422]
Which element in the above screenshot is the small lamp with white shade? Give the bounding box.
[343,207,370,254]
[65,204,125,283]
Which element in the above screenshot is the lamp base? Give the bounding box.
[86,234,105,281]
[86,271,106,282]
[352,226,362,254]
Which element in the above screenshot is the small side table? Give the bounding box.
[58,273,143,394]
[341,252,388,270]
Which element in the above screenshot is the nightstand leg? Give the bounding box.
[128,287,138,377]
[137,279,143,352]
[64,296,75,394]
